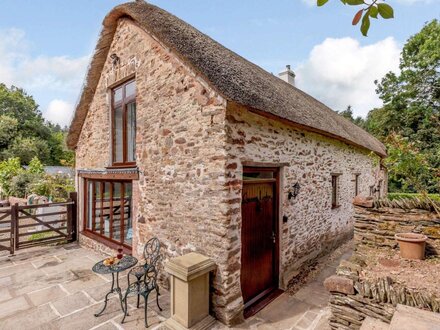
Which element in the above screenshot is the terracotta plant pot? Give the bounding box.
[395,233,427,260]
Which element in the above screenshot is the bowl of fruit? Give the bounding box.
[103,256,119,267]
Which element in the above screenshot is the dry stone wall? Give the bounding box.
[327,200,440,329]
[354,203,440,255]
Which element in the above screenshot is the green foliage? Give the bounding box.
[30,174,75,202]
[377,3,394,19]
[384,134,435,192]
[387,193,440,202]
[9,171,43,198]
[317,0,395,36]
[0,84,74,166]
[338,106,366,127]
[1,136,51,165]
[0,157,23,197]
[369,20,440,193]
[0,115,18,148]
[28,157,44,174]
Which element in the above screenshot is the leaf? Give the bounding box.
[352,9,363,25]
[369,5,379,18]
[317,0,329,6]
[361,13,370,36]
[377,3,394,19]
[345,0,365,5]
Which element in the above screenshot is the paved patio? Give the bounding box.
[0,242,351,330]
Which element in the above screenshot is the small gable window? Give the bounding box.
[112,79,136,166]
[354,174,360,197]
[331,174,341,209]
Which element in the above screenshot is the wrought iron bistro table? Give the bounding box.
[92,255,138,317]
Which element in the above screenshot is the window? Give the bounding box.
[331,174,341,209]
[85,179,133,248]
[112,79,136,166]
[354,174,360,197]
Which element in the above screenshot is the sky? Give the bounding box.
[0,0,438,127]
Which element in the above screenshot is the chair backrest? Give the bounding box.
[142,254,160,288]
[143,237,161,266]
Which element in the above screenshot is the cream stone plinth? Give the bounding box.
[164,253,216,330]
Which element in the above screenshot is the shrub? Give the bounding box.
[28,156,44,174]
[9,172,43,198]
[30,174,75,202]
[0,157,23,197]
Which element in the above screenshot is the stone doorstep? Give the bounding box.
[389,304,440,330]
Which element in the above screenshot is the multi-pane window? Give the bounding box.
[112,80,136,166]
[331,174,340,209]
[85,180,133,248]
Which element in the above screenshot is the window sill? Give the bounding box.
[106,164,137,169]
[82,230,132,255]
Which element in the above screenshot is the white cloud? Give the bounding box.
[46,99,74,128]
[295,37,401,117]
[0,28,89,126]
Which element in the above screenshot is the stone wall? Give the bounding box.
[225,103,386,290]
[354,201,440,256]
[326,199,440,329]
[75,18,232,324]
[74,18,386,326]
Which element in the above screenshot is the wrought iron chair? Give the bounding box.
[128,237,162,309]
[121,255,161,327]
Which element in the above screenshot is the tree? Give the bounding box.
[364,20,440,193]
[0,84,74,166]
[1,136,51,165]
[317,0,394,36]
[338,106,366,127]
[0,115,18,148]
[28,156,44,174]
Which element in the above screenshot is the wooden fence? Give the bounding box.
[0,192,77,254]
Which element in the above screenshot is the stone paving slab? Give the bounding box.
[0,302,58,330]
[52,291,93,316]
[0,295,31,319]
[27,284,68,306]
[0,242,351,329]
[0,287,12,303]
[41,298,124,330]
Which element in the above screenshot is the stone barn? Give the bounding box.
[66,1,387,325]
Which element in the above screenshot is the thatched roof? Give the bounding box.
[66,1,386,157]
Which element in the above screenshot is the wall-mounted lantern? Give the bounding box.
[288,182,301,200]
[110,53,120,66]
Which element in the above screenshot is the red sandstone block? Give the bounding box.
[353,196,374,208]
[324,275,355,295]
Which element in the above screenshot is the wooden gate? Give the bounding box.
[0,192,77,254]
[0,207,13,254]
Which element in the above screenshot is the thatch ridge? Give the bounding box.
[66,1,386,157]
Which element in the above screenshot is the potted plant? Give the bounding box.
[395,233,428,260]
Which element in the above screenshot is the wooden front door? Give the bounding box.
[241,168,279,309]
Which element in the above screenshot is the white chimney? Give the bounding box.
[278,65,296,86]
